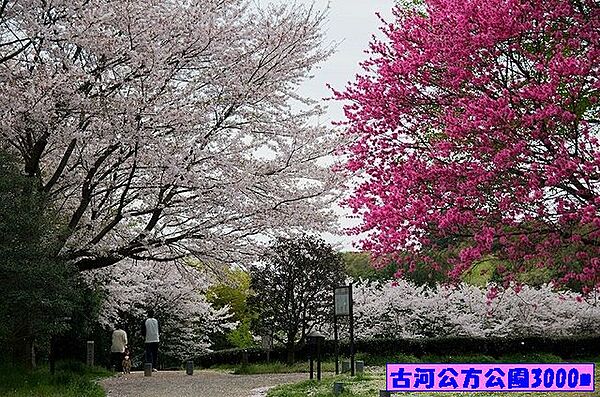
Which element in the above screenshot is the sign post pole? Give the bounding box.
[334,285,354,375]
[349,283,355,376]
[333,293,339,375]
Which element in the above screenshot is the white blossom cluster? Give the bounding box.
[0,0,342,271]
[88,261,236,360]
[352,280,600,339]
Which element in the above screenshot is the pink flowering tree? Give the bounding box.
[0,0,340,271]
[336,0,600,291]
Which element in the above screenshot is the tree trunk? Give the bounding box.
[12,336,36,370]
[285,341,295,365]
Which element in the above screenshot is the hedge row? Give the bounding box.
[194,336,600,367]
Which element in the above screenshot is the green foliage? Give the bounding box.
[0,151,97,366]
[268,379,328,397]
[343,250,451,286]
[462,258,498,286]
[207,268,255,349]
[196,336,600,367]
[227,319,254,349]
[381,248,455,287]
[268,373,384,397]
[0,363,110,397]
[207,269,251,319]
[420,353,498,363]
[516,267,555,286]
[462,255,555,287]
[400,257,451,286]
[195,347,267,367]
[341,252,396,281]
[342,248,556,288]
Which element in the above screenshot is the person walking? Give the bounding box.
[142,309,160,371]
[110,323,128,372]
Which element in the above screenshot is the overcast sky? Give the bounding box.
[281,0,395,121]
[265,0,396,251]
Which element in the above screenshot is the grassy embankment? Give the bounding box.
[0,361,111,397]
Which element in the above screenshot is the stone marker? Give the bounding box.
[355,360,364,374]
[144,363,152,377]
[86,341,94,366]
[341,359,363,374]
[333,382,344,395]
[342,360,351,373]
[186,360,194,375]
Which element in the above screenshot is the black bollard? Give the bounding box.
[316,337,322,381]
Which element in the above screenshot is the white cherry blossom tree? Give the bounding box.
[0,0,340,271]
[89,260,235,361]
[352,280,600,339]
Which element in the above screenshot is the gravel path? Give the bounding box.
[101,370,307,397]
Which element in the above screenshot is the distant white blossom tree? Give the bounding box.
[352,280,600,339]
[0,0,340,271]
[89,261,235,361]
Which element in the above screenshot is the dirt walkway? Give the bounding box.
[101,370,307,397]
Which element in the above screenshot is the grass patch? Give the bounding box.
[211,360,337,374]
[420,353,497,363]
[0,361,111,397]
[499,352,563,363]
[355,353,420,366]
[268,373,383,397]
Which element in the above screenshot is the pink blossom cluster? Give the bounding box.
[336,0,600,291]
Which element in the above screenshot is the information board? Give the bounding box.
[334,286,350,316]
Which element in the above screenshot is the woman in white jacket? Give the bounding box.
[110,324,128,372]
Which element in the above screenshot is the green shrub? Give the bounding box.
[419,354,497,363]
[197,336,600,367]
